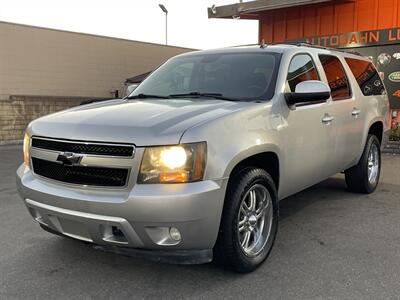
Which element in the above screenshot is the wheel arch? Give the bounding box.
[368,120,384,144]
[226,149,280,192]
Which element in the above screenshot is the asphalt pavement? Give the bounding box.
[1,145,400,299]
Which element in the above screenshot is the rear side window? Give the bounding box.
[287,54,319,92]
[319,55,351,101]
[344,58,385,96]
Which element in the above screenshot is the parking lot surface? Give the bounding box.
[1,145,400,299]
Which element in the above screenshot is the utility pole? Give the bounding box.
[159,4,168,45]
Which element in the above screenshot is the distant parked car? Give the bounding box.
[124,71,151,96]
[17,44,389,272]
[125,83,139,96]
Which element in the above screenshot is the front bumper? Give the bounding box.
[17,164,228,263]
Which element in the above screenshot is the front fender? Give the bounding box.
[222,143,282,178]
[179,103,282,181]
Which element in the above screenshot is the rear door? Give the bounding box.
[344,57,387,156]
[317,54,362,171]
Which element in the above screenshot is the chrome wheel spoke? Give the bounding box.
[240,204,249,214]
[367,143,379,184]
[256,208,265,219]
[249,190,256,212]
[256,197,269,219]
[238,219,246,232]
[252,226,259,239]
[241,231,251,248]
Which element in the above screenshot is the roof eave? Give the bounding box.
[208,0,338,19]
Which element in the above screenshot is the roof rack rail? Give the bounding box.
[231,43,260,48]
[295,42,363,56]
[230,41,269,48]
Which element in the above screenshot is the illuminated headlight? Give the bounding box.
[138,142,206,184]
[23,133,30,168]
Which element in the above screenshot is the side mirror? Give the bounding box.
[285,80,331,108]
[126,83,139,96]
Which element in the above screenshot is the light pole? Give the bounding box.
[159,4,168,45]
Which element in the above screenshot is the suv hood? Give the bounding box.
[28,99,252,146]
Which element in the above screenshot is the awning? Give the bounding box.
[208,0,337,19]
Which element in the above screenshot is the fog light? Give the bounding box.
[169,227,181,241]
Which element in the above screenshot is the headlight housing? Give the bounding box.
[23,133,30,168]
[138,142,206,184]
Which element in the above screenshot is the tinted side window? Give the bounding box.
[287,54,319,92]
[344,58,385,96]
[319,55,351,100]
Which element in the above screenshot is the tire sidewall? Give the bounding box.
[362,135,381,193]
[223,168,278,271]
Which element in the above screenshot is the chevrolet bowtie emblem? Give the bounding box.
[56,152,83,166]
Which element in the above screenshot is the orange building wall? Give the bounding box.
[259,0,400,43]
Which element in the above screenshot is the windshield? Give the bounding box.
[130,52,281,101]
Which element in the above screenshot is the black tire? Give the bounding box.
[214,167,278,273]
[345,134,381,194]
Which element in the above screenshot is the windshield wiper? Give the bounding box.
[169,92,239,101]
[125,93,170,100]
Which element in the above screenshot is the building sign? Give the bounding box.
[389,71,400,82]
[355,45,400,111]
[298,28,400,49]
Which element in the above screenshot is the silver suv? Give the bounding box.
[17,44,390,272]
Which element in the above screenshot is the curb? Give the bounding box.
[0,140,23,146]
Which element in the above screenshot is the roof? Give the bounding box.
[208,0,336,19]
[0,21,195,51]
[172,43,368,61]
[125,71,152,84]
[174,45,290,57]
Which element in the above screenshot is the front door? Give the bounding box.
[279,53,337,198]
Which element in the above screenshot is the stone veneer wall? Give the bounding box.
[383,140,400,154]
[0,95,90,143]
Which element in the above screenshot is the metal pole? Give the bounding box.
[159,4,168,46]
[165,12,168,45]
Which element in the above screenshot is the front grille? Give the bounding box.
[31,138,134,157]
[32,157,129,187]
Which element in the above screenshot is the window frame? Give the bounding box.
[344,57,385,97]
[286,52,321,93]
[318,54,353,101]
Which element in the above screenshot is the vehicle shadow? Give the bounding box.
[45,176,351,278]
[279,175,350,221]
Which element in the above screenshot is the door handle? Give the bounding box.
[352,108,361,117]
[322,113,334,125]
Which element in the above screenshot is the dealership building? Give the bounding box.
[209,0,400,129]
[0,21,192,143]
